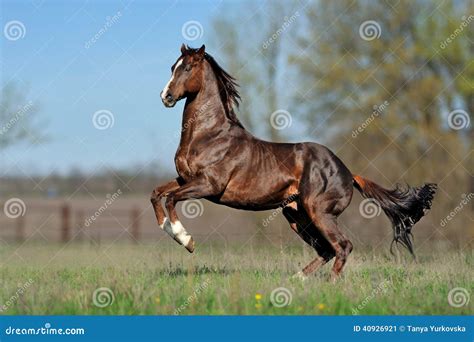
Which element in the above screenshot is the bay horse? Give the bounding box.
[151,44,437,280]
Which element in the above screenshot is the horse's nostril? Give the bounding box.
[166,94,174,102]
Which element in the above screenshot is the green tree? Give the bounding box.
[290,0,472,244]
[0,83,43,149]
[210,0,300,141]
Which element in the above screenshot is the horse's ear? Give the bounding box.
[196,44,205,59]
[180,43,187,54]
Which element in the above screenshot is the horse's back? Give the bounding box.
[217,137,352,210]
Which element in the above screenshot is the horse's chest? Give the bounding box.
[175,146,198,179]
[174,136,227,180]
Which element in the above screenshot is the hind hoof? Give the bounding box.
[291,271,307,281]
[185,237,195,253]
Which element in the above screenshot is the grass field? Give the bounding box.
[0,242,472,315]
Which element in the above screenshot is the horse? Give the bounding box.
[151,44,437,280]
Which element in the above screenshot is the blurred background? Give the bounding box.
[0,0,472,255]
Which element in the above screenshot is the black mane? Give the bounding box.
[190,48,243,128]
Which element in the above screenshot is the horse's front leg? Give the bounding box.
[150,178,181,230]
[164,178,221,253]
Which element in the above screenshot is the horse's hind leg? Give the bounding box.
[300,196,353,280]
[282,206,335,279]
[301,229,335,276]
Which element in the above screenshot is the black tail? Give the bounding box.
[353,175,437,256]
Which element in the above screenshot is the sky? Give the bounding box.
[1,0,229,176]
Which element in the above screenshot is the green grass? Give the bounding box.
[0,242,472,315]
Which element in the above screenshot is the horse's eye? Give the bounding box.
[185,65,192,72]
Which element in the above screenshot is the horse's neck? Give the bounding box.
[180,65,230,142]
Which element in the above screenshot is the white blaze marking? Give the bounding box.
[161,59,183,100]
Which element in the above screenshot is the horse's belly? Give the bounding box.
[215,182,294,211]
[212,196,281,211]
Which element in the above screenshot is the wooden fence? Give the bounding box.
[0,198,307,246]
[2,202,142,243]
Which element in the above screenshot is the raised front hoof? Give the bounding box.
[172,236,183,246]
[185,237,195,253]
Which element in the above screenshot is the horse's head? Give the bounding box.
[160,44,206,108]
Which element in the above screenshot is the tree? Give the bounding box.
[210,0,300,141]
[0,83,43,149]
[290,0,472,244]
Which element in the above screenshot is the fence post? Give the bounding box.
[61,203,71,243]
[16,214,25,243]
[131,207,140,243]
[76,209,85,242]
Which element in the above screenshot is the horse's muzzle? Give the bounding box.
[162,98,176,108]
[160,91,176,108]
